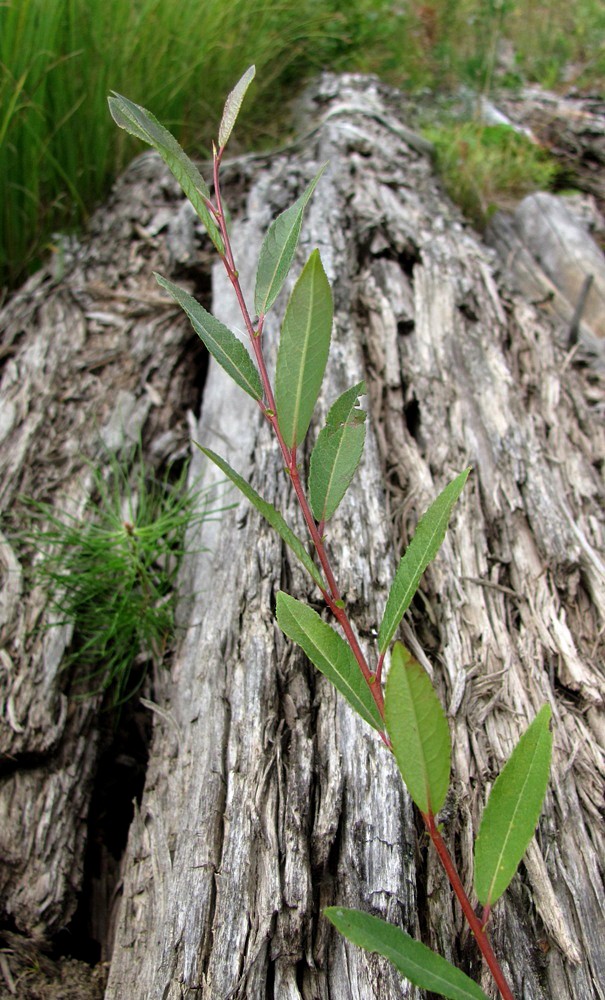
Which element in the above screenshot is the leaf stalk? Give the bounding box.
[425,813,515,1000]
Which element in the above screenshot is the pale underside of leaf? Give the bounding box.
[324,908,489,1000]
[474,704,552,907]
[254,165,327,317]
[107,92,223,253]
[275,249,333,450]
[276,593,383,732]
[218,65,255,149]
[154,273,263,401]
[379,468,470,653]
[309,381,366,523]
[385,643,451,816]
[198,447,324,591]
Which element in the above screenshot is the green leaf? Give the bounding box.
[474,704,552,907]
[218,65,255,149]
[275,249,333,450]
[379,469,470,653]
[309,382,366,523]
[325,908,489,1000]
[155,273,263,401]
[385,643,451,816]
[107,92,223,254]
[276,593,383,732]
[254,166,327,316]
[198,447,324,591]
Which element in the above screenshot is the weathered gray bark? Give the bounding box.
[1,74,604,999]
[486,191,605,363]
[104,76,604,999]
[0,152,211,938]
[496,87,605,207]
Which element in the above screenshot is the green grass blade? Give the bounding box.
[155,273,263,401]
[379,469,470,653]
[276,593,383,731]
[325,908,489,1000]
[218,65,255,149]
[309,381,366,523]
[107,92,223,253]
[474,704,553,907]
[275,249,333,450]
[198,447,324,591]
[385,643,451,815]
[254,165,327,316]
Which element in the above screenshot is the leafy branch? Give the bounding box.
[109,68,553,998]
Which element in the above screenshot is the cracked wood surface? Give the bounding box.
[0,73,603,999]
[0,152,211,935]
[103,76,604,998]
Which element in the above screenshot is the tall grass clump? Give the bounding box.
[2,0,603,293]
[0,0,344,292]
[17,450,230,707]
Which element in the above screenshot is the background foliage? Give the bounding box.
[1,0,604,291]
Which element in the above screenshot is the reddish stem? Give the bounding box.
[375,648,387,685]
[424,813,515,1000]
[211,151,385,728]
[210,150,514,999]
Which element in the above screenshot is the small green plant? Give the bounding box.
[18,449,226,707]
[424,122,560,227]
[109,68,553,998]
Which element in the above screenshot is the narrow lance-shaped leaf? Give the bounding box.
[309,381,366,523]
[275,249,333,450]
[198,447,324,591]
[218,65,255,149]
[325,908,489,1000]
[276,592,383,732]
[379,468,470,653]
[385,643,451,816]
[474,704,552,907]
[155,273,263,401]
[254,165,327,316]
[108,92,223,254]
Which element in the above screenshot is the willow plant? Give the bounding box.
[109,67,552,1000]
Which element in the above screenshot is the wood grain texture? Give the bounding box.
[0,151,213,935]
[0,73,603,999]
[105,76,604,998]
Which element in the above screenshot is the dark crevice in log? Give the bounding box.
[398,244,422,277]
[398,318,416,336]
[266,954,276,999]
[54,698,152,965]
[404,397,422,443]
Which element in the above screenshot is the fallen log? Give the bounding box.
[1,73,603,1000]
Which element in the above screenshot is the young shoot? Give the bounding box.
[109,66,553,999]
